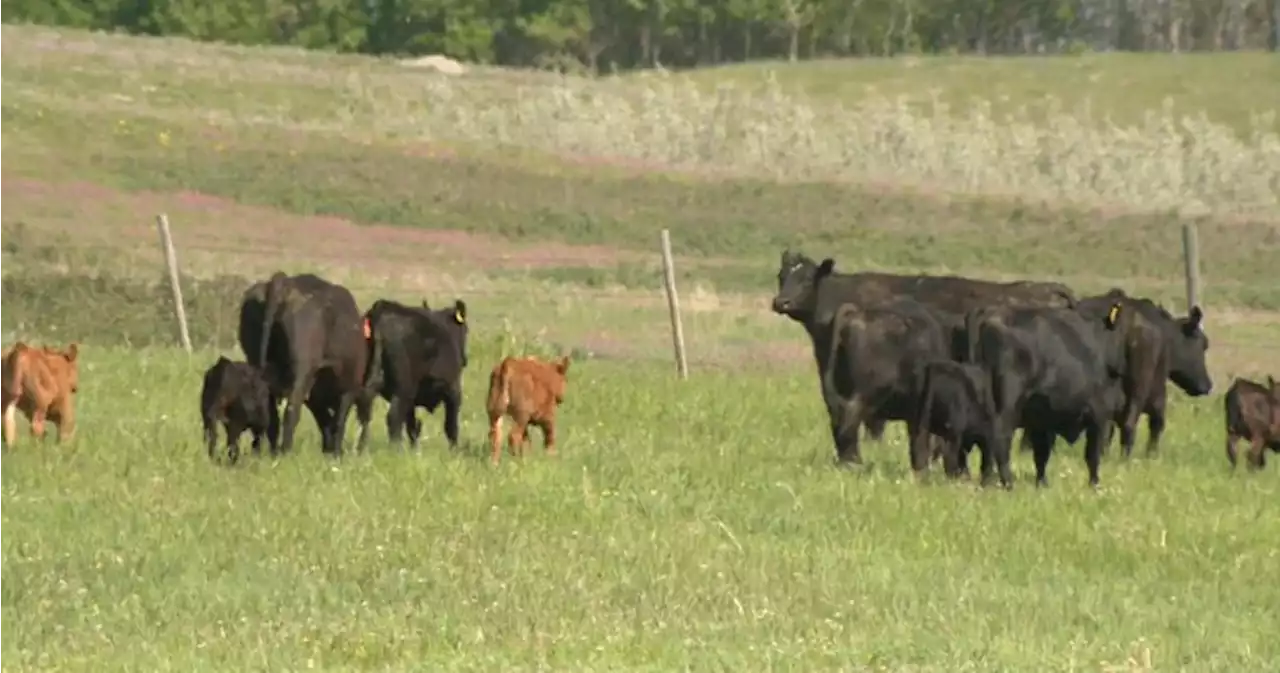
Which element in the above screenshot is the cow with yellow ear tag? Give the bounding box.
[359,297,471,452]
[1072,288,1214,461]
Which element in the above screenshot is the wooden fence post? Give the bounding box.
[156,214,193,354]
[659,229,689,380]
[1182,221,1201,314]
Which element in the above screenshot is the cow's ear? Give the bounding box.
[781,249,794,265]
[1188,305,1204,329]
[817,258,835,278]
[556,355,571,374]
[65,342,80,362]
[421,299,431,310]
[1104,303,1122,329]
[1267,375,1276,389]
[453,299,467,325]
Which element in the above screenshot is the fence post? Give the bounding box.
[1182,221,1201,315]
[659,229,689,380]
[156,214,193,354]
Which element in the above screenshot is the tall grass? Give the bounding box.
[5,26,1279,220]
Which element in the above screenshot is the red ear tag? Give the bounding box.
[362,318,372,340]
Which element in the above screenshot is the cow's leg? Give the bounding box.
[1143,392,1167,457]
[442,394,461,450]
[1247,436,1268,471]
[908,417,935,476]
[226,420,246,465]
[203,417,219,462]
[279,373,316,455]
[536,416,558,457]
[353,394,373,453]
[1084,420,1108,489]
[266,398,282,456]
[864,418,887,442]
[488,413,505,466]
[831,397,865,465]
[29,409,48,441]
[250,424,265,456]
[1118,400,1143,459]
[907,416,932,478]
[385,391,412,449]
[1225,432,1239,468]
[305,397,337,455]
[1027,429,1055,488]
[508,417,529,458]
[54,400,75,443]
[328,390,363,457]
[406,411,423,449]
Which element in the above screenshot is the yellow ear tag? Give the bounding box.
[454,310,465,325]
[1107,304,1120,326]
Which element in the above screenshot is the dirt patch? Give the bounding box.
[2,175,633,273]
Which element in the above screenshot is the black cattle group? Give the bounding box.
[202,271,469,463]
[198,254,1265,489]
[771,249,1218,489]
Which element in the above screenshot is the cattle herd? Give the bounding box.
[2,253,1279,487]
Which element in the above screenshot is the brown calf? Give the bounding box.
[2,342,81,447]
[486,355,571,466]
[1223,375,1280,470]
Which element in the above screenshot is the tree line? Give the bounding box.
[6,0,1279,72]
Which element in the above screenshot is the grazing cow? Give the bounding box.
[822,297,952,468]
[361,298,470,450]
[770,252,1075,461]
[911,360,1002,484]
[2,342,80,447]
[199,356,279,464]
[238,272,368,455]
[486,355,571,466]
[1223,376,1280,470]
[1075,289,1213,458]
[964,300,1130,488]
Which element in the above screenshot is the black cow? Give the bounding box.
[822,297,952,468]
[1074,289,1212,458]
[238,272,368,456]
[770,252,1077,459]
[911,360,1002,485]
[200,356,279,465]
[361,298,470,449]
[964,300,1130,488]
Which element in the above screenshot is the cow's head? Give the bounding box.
[551,355,571,403]
[1167,305,1212,396]
[448,299,469,368]
[772,250,833,319]
[61,342,81,393]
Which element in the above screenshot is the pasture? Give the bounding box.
[3,24,1280,672]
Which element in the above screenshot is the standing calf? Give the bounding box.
[2,342,81,447]
[486,355,571,466]
[912,359,1002,484]
[200,356,278,464]
[1223,376,1280,470]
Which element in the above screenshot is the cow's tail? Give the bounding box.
[257,271,288,373]
[963,308,987,365]
[486,359,513,442]
[2,343,28,402]
[914,363,936,451]
[2,344,28,444]
[487,359,512,417]
[362,310,384,391]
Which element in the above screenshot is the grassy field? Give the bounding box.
[3,24,1280,671]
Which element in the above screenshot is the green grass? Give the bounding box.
[3,24,1280,671]
[4,345,1280,671]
